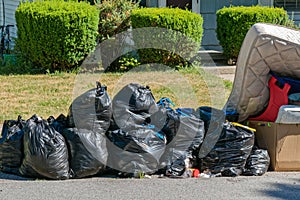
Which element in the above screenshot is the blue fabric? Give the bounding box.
[271,72,300,94]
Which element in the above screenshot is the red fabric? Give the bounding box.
[249,76,290,122]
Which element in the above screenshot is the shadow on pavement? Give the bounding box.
[0,172,33,181]
[260,179,300,200]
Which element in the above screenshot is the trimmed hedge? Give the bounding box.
[131,7,203,69]
[217,6,293,60]
[15,1,99,71]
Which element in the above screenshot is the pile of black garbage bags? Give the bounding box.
[0,82,270,180]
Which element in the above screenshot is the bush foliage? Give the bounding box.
[96,0,140,42]
[15,1,99,71]
[216,6,294,60]
[131,7,203,69]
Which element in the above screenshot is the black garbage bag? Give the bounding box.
[67,81,112,134]
[19,115,70,180]
[196,106,226,159]
[111,83,158,132]
[106,128,166,176]
[47,114,68,134]
[200,122,255,177]
[242,146,270,176]
[158,106,205,177]
[0,116,25,175]
[149,97,175,142]
[62,128,108,178]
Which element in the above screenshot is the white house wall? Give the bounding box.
[0,0,20,45]
[289,11,300,27]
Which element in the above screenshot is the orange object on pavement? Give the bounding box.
[192,169,200,178]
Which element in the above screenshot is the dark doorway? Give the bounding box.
[167,0,192,10]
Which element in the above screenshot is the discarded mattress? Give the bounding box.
[225,23,300,122]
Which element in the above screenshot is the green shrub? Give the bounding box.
[15,1,99,71]
[131,7,203,69]
[79,0,101,5]
[217,6,294,60]
[106,51,141,72]
[96,0,140,42]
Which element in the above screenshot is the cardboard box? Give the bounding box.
[248,121,300,171]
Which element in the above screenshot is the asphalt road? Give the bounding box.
[0,171,299,200]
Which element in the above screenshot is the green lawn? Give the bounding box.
[0,67,232,124]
